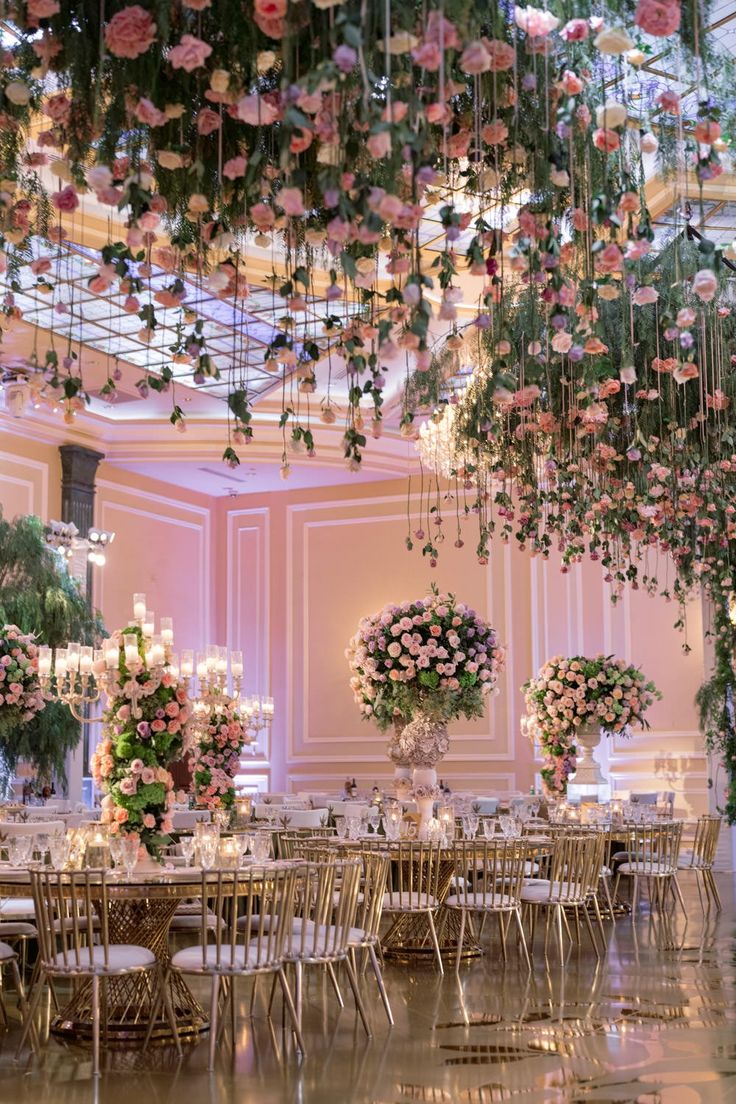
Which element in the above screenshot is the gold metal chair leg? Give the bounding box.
[91,974,100,1079]
[344,955,372,1037]
[455,910,466,975]
[15,969,44,1058]
[427,911,444,975]
[277,967,305,1057]
[706,869,722,912]
[368,944,393,1026]
[513,908,531,972]
[160,969,182,1058]
[326,962,344,1007]
[582,905,600,958]
[207,975,220,1071]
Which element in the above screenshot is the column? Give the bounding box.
[59,444,104,804]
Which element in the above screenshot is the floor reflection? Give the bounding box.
[0,876,734,1103]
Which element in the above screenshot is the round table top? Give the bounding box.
[0,859,301,900]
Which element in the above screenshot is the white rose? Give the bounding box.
[595,100,627,129]
[4,81,30,106]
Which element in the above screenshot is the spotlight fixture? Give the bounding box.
[45,521,115,567]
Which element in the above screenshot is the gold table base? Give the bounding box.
[382,858,483,962]
[50,898,208,1044]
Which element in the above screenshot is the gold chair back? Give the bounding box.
[31,869,109,972]
[196,866,297,973]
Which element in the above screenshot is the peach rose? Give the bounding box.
[104,6,156,60]
[634,0,680,37]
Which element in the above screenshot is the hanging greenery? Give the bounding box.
[0,509,104,786]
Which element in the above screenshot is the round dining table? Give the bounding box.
[0,861,294,1045]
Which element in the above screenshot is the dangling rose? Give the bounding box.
[692,268,718,302]
[104,6,157,59]
[634,0,680,37]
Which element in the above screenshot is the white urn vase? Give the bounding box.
[411,766,438,836]
[572,723,605,788]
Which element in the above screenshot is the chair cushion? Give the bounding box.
[0,898,35,920]
[0,941,17,962]
[52,944,155,972]
[169,911,225,932]
[0,922,36,938]
[445,891,516,909]
[520,880,586,904]
[172,944,264,972]
[616,861,676,876]
[282,926,353,958]
[382,891,438,911]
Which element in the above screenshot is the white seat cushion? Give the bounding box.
[0,898,35,920]
[0,922,36,937]
[52,944,155,972]
[283,926,353,957]
[616,862,676,876]
[382,892,438,911]
[170,911,224,931]
[445,891,516,909]
[172,944,265,972]
[0,941,17,962]
[520,880,586,904]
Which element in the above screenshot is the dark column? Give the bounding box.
[59,444,104,603]
[59,444,104,781]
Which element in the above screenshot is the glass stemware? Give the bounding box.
[198,836,218,870]
[462,814,479,840]
[109,836,125,871]
[481,818,497,840]
[334,817,347,840]
[120,837,139,880]
[179,836,196,867]
[8,836,33,867]
[48,834,71,871]
[251,832,271,863]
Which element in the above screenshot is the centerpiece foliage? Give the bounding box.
[0,509,103,786]
[91,625,192,852]
[523,654,661,796]
[191,697,247,810]
[347,589,505,731]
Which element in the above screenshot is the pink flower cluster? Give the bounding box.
[347,592,504,729]
[191,702,246,809]
[0,625,45,727]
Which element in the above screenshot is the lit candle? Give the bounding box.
[167,653,179,679]
[180,651,194,678]
[37,645,52,677]
[124,633,139,665]
[231,651,244,678]
[133,593,146,621]
[79,646,93,675]
[55,648,68,677]
[143,611,155,639]
[150,637,165,667]
[160,617,173,647]
[196,652,207,679]
[263,697,274,717]
[66,643,81,672]
[216,647,227,674]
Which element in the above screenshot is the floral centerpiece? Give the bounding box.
[347,589,504,829]
[191,697,247,811]
[91,626,192,854]
[523,654,661,796]
[0,626,45,739]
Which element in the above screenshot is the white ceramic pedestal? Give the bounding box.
[412,766,437,837]
[571,726,605,788]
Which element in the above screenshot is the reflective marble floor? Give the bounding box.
[0,876,734,1104]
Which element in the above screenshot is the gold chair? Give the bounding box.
[164,865,303,1068]
[612,821,684,917]
[446,840,530,972]
[20,870,178,1076]
[279,858,369,1036]
[520,833,601,960]
[678,815,722,911]
[381,841,445,974]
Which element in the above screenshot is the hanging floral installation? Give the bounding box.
[191,696,247,810]
[523,655,661,796]
[1,2,736,815]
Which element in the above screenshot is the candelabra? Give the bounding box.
[239,695,274,746]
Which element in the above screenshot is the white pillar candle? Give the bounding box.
[181,650,194,678]
[133,593,146,621]
[160,617,174,646]
[66,644,81,672]
[79,646,93,674]
[37,646,52,677]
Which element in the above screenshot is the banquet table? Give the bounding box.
[321,836,554,961]
[0,862,297,1044]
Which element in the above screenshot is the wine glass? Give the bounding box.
[48,834,70,871]
[482,818,497,840]
[8,836,33,867]
[198,836,218,871]
[120,837,139,880]
[251,833,271,864]
[179,836,196,867]
[334,817,347,840]
[345,816,361,841]
[463,814,479,840]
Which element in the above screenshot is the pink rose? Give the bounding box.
[560,18,589,40]
[182,0,210,7]
[694,119,721,145]
[235,94,279,125]
[135,98,167,127]
[593,127,620,153]
[514,5,559,36]
[164,701,180,717]
[482,119,508,145]
[43,93,71,124]
[151,718,166,732]
[142,814,156,830]
[657,90,681,115]
[692,268,718,303]
[560,70,584,95]
[223,155,246,179]
[168,34,212,72]
[634,0,680,37]
[51,185,79,213]
[114,807,129,823]
[196,108,221,135]
[254,0,286,16]
[141,767,155,784]
[104,6,157,59]
[485,39,515,71]
[632,285,659,306]
[279,186,305,216]
[366,131,391,158]
[459,40,491,74]
[27,0,60,19]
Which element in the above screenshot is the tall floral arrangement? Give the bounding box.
[0,626,45,738]
[523,655,661,796]
[191,699,246,810]
[347,590,504,730]
[91,626,192,852]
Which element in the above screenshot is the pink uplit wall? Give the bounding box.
[0,431,710,813]
[213,482,708,814]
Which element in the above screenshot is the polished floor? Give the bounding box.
[0,877,734,1104]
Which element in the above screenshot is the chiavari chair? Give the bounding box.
[612,821,684,918]
[446,840,531,973]
[380,841,445,974]
[164,865,303,1067]
[678,815,722,911]
[21,870,177,1076]
[520,833,601,960]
